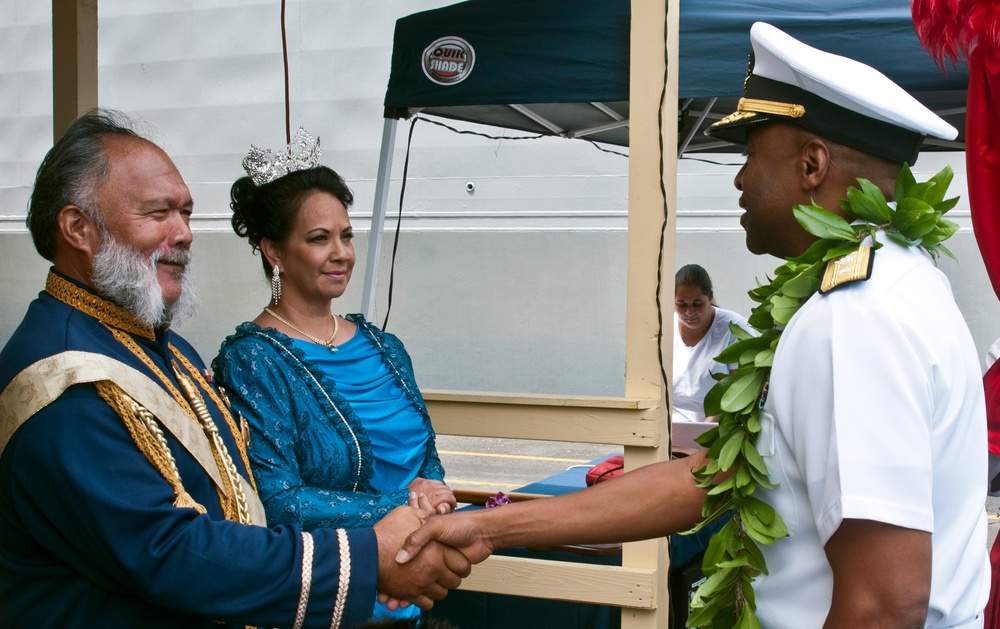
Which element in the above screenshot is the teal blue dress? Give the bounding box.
[213,314,445,620]
[291,333,429,496]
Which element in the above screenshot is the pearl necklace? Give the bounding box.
[264,307,339,352]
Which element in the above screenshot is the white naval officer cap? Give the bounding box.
[705,22,958,165]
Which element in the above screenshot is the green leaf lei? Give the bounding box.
[684,164,959,628]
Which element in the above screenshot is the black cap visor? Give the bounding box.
[706,76,926,164]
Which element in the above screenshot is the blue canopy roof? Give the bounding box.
[383,0,967,151]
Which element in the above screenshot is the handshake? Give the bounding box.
[372,491,498,610]
[371,455,696,610]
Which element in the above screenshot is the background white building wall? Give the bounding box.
[2,1,997,399]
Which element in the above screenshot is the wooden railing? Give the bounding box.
[424,390,665,612]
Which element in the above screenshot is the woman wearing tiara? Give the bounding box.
[213,130,455,622]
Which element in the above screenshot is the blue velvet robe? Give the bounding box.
[0,273,377,628]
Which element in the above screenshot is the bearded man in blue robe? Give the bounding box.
[0,109,469,629]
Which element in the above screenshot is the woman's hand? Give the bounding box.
[407,477,457,514]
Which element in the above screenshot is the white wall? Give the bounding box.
[2,1,997,399]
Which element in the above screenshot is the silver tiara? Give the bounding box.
[242,127,321,186]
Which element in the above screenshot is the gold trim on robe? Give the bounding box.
[0,350,266,526]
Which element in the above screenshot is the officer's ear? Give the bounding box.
[56,205,102,257]
[798,137,831,193]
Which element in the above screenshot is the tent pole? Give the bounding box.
[678,96,717,157]
[361,117,398,322]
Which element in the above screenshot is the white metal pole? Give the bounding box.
[361,116,399,322]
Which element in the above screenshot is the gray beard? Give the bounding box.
[90,233,197,329]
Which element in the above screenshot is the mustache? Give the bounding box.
[152,248,191,266]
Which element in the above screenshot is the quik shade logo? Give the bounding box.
[422,37,475,85]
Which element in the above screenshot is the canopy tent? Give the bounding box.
[381,0,968,152]
[361,0,969,315]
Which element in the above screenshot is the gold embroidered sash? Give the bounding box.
[0,350,265,526]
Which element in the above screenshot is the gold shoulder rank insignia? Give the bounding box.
[820,245,874,294]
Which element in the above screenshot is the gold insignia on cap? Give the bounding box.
[820,246,873,293]
[708,97,807,133]
[738,97,805,118]
[710,110,760,129]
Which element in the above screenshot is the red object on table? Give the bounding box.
[584,455,624,486]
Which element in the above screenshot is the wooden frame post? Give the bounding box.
[620,0,678,626]
[52,0,99,140]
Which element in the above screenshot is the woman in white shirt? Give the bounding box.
[672,264,752,422]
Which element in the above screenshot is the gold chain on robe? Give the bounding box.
[44,271,255,523]
[95,381,207,514]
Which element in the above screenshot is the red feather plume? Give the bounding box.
[912,0,1000,68]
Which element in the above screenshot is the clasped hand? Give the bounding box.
[375,494,495,610]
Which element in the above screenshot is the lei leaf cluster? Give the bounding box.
[683,164,958,628]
